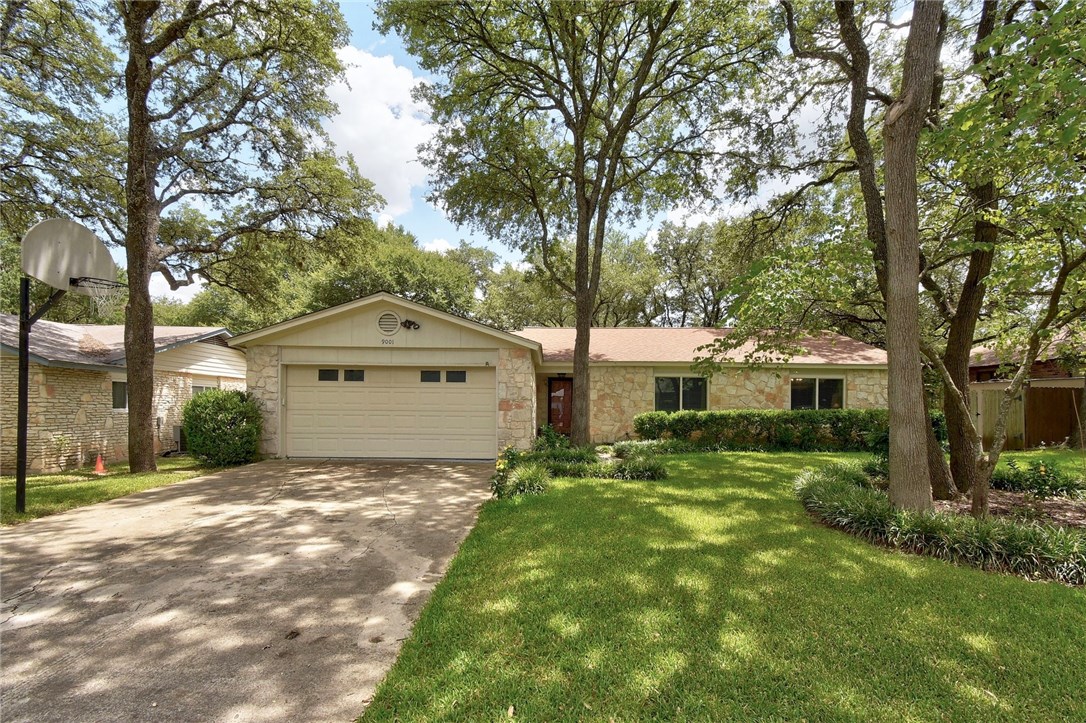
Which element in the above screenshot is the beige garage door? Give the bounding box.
[285,365,497,459]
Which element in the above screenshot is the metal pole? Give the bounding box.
[16,276,30,513]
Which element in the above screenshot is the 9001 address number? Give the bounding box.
[381,338,395,345]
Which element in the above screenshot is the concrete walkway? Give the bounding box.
[0,460,492,722]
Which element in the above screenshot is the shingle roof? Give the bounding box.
[513,327,887,365]
[0,315,230,369]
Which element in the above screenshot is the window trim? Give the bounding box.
[654,375,709,412]
[789,376,847,410]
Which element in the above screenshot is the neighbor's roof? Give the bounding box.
[0,315,231,370]
[514,327,887,366]
[969,330,1079,368]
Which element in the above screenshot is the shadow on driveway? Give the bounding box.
[1,459,492,721]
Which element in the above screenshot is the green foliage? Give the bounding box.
[181,390,263,467]
[990,461,1085,499]
[611,455,668,481]
[796,462,1086,586]
[301,224,477,317]
[492,461,551,499]
[532,425,572,452]
[633,409,891,452]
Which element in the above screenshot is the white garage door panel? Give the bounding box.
[285,365,497,459]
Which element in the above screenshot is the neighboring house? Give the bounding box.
[228,292,888,460]
[1,316,246,473]
[969,343,1084,450]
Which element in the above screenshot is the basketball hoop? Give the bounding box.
[70,276,127,318]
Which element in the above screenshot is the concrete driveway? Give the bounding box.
[1,460,492,722]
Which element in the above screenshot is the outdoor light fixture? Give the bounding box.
[401,319,420,330]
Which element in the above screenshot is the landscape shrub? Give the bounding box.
[633,409,891,452]
[613,439,695,457]
[611,455,668,480]
[181,389,263,466]
[990,460,1085,499]
[532,424,571,452]
[492,459,551,498]
[795,462,1086,586]
[490,443,668,493]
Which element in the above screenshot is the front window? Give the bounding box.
[791,377,844,410]
[655,376,707,412]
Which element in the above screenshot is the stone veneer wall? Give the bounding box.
[0,356,233,473]
[709,369,791,409]
[246,345,281,457]
[844,369,888,408]
[497,348,536,450]
[589,366,655,443]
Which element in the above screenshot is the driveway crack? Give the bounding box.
[2,564,61,605]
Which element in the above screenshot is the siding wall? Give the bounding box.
[156,341,246,379]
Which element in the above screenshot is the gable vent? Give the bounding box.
[378,311,400,335]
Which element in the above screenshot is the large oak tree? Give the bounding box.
[377,0,771,444]
[5,0,380,470]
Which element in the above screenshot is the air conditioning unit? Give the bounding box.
[172,425,188,453]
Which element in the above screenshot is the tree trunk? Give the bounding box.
[927,411,956,500]
[883,0,942,511]
[122,6,159,473]
[1075,385,1086,449]
[971,463,991,517]
[943,182,995,494]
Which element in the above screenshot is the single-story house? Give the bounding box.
[969,342,1084,449]
[1,316,246,472]
[228,292,888,460]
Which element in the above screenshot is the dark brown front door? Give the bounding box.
[548,378,573,435]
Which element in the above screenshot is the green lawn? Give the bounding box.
[1,456,217,525]
[363,452,1086,722]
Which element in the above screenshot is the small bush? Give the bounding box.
[493,462,551,498]
[181,389,262,466]
[528,446,599,463]
[532,425,571,452]
[990,460,1085,499]
[612,454,668,480]
[795,462,1086,586]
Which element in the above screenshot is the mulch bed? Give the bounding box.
[934,490,1086,530]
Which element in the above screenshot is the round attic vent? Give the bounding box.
[377,311,400,335]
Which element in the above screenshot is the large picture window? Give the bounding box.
[790,377,844,410]
[655,377,708,412]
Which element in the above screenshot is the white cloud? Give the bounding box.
[422,237,452,253]
[326,47,435,218]
[149,274,204,303]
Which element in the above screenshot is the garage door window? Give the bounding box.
[318,369,339,382]
[421,370,441,383]
[344,369,365,382]
[446,370,467,383]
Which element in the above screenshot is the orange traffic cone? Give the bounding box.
[94,454,107,475]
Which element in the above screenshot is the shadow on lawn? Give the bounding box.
[364,453,1086,722]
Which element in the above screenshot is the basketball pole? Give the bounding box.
[16,275,66,514]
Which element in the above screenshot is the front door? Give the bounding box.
[548,378,573,435]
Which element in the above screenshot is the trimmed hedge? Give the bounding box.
[795,461,1086,586]
[490,444,668,495]
[181,389,263,466]
[633,409,891,452]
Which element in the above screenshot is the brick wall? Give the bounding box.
[0,355,244,473]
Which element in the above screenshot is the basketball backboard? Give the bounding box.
[21,219,118,297]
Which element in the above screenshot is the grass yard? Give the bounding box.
[1,456,218,525]
[1000,447,1086,475]
[363,452,1086,722]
